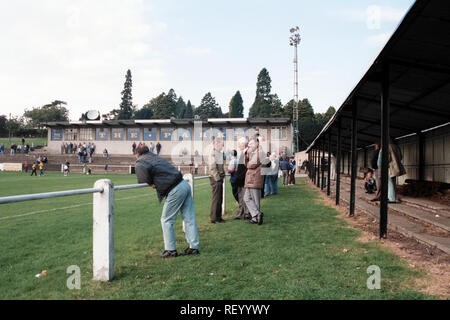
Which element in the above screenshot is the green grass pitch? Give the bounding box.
[0,172,433,299]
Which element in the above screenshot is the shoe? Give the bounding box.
[217,219,226,223]
[159,250,178,258]
[233,216,243,220]
[179,247,200,256]
[257,212,264,225]
[246,218,258,224]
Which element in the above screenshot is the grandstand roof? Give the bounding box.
[307,0,450,152]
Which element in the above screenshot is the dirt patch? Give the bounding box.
[309,180,450,299]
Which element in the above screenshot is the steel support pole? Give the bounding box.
[316,145,321,188]
[312,148,317,184]
[380,64,390,239]
[336,119,342,205]
[321,138,326,190]
[418,132,425,181]
[327,133,332,196]
[350,102,358,217]
[364,148,368,169]
[347,152,350,175]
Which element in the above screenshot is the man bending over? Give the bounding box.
[135,145,200,258]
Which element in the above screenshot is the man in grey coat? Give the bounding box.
[135,145,200,258]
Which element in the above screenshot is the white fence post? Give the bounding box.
[222,177,226,215]
[93,179,114,281]
[183,173,194,198]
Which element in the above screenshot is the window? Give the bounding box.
[271,126,288,141]
[79,128,95,141]
[64,129,78,141]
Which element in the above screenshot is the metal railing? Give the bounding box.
[0,174,227,282]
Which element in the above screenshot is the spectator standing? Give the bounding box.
[279,156,290,186]
[263,152,273,197]
[24,161,29,173]
[244,137,270,225]
[149,142,155,154]
[370,142,381,200]
[208,139,226,224]
[232,137,250,220]
[269,153,280,195]
[132,142,137,155]
[0,144,4,154]
[228,150,239,203]
[289,157,296,185]
[194,161,199,175]
[156,142,162,155]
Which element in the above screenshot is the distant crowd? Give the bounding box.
[0,138,31,155]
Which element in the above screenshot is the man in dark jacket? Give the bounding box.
[279,156,290,186]
[233,137,250,220]
[156,142,162,155]
[135,145,199,258]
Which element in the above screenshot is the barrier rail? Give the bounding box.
[0,173,227,282]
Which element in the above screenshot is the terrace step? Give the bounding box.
[336,178,450,233]
[337,192,450,255]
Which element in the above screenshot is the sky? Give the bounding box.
[0,0,415,120]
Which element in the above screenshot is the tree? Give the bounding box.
[0,115,8,137]
[175,97,187,119]
[299,98,315,121]
[6,117,24,142]
[249,68,275,118]
[141,92,175,119]
[194,92,222,120]
[184,100,194,119]
[229,91,244,118]
[133,106,154,119]
[23,100,69,128]
[118,69,134,120]
[270,94,284,118]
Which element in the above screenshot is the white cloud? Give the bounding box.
[181,46,213,56]
[0,0,168,120]
[332,5,408,27]
[366,32,391,47]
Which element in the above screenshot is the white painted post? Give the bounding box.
[222,177,226,215]
[93,179,114,281]
[183,173,194,198]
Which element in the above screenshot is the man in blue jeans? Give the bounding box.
[135,145,200,258]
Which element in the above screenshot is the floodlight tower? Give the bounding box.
[290,26,301,153]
